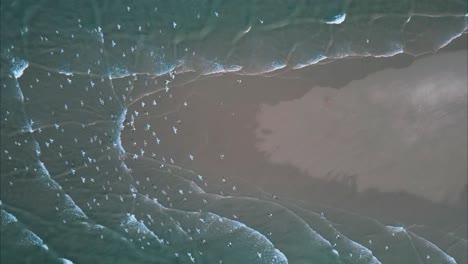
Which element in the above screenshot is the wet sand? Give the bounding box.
[121,34,467,239]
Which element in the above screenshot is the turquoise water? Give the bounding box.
[1,0,467,263]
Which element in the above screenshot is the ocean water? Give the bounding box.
[1,0,467,263]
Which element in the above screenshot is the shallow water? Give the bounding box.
[1,1,467,263]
